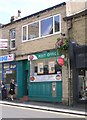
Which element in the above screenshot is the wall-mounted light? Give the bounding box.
[61,33,65,36]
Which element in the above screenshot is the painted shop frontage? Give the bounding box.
[75,45,87,102]
[0,51,67,103]
[17,49,63,102]
[69,41,87,103]
[1,46,87,103]
[0,54,17,97]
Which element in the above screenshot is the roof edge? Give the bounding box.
[64,8,87,21]
[2,2,66,28]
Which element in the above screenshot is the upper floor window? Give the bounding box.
[23,26,27,40]
[41,17,53,37]
[22,14,61,42]
[54,15,60,32]
[10,29,16,49]
[28,22,39,40]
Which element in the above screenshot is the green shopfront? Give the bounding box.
[28,50,62,102]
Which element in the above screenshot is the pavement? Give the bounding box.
[0,99,86,116]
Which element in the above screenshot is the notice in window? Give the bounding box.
[38,62,44,74]
[48,61,55,73]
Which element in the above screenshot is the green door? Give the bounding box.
[17,60,29,98]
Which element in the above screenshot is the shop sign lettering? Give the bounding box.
[0,54,14,63]
[10,64,16,69]
[36,50,61,59]
[28,50,61,61]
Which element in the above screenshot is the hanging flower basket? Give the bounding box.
[55,38,68,52]
[55,38,68,66]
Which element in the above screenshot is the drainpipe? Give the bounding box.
[67,19,73,106]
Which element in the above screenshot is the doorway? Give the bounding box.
[78,69,87,100]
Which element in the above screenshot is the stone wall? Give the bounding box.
[1,4,71,104]
[62,64,69,105]
[65,10,87,105]
[1,4,67,57]
[68,14,86,45]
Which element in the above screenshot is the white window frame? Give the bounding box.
[27,21,39,41]
[22,14,61,43]
[40,16,53,37]
[10,39,15,49]
[22,25,28,42]
[53,14,61,34]
[10,29,16,50]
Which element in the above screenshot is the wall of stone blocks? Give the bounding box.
[62,64,69,105]
[1,5,67,57]
[1,4,70,104]
[68,15,86,45]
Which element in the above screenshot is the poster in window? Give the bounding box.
[56,71,62,81]
[38,62,44,74]
[48,61,55,73]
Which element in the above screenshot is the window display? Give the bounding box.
[2,62,16,84]
[78,69,87,100]
[48,61,55,73]
[38,62,44,74]
[30,57,62,82]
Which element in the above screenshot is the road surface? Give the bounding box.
[0,104,85,119]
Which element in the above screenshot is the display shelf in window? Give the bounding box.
[48,61,55,74]
[38,62,44,74]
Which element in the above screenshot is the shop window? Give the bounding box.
[34,66,37,73]
[78,69,87,100]
[31,58,61,76]
[48,61,55,74]
[30,57,62,82]
[44,65,48,75]
[55,64,61,74]
[5,70,16,84]
[3,63,16,84]
[38,62,44,74]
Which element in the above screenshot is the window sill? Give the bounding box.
[7,48,17,52]
[22,31,61,43]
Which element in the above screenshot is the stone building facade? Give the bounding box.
[0,1,87,104]
[0,2,69,104]
[64,8,87,104]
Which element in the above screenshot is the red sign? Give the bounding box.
[28,55,38,61]
[58,57,64,66]
[29,55,34,60]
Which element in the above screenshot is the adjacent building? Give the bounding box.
[64,6,87,104]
